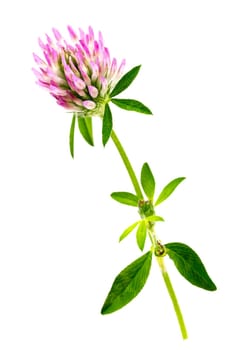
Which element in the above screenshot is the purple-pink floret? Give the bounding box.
[33,26,126,115]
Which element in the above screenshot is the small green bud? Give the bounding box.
[138,200,154,218]
[154,242,166,257]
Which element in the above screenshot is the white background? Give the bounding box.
[0,0,232,349]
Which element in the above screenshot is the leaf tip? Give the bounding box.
[100,306,106,315]
[144,107,153,115]
[207,281,217,291]
[101,302,113,315]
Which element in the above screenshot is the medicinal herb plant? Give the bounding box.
[33,25,217,339]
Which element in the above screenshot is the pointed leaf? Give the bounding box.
[145,215,164,222]
[140,163,156,199]
[119,221,140,242]
[165,242,217,291]
[101,251,152,314]
[78,117,94,146]
[136,221,147,251]
[155,177,185,206]
[69,114,76,158]
[111,192,139,206]
[102,104,113,146]
[111,99,152,115]
[110,65,141,98]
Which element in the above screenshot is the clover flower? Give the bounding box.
[32,26,126,117]
[32,24,217,341]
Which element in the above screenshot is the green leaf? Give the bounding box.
[78,117,94,146]
[145,215,164,222]
[111,192,139,206]
[119,221,140,242]
[111,99,152,115]
[69,114,76,158]
[110,65,141,98]
[155,177,186,206]
[136,221,147,251]
[140,163,156,199]
[102,104,113,146]
[165,242,217,291]
[101,251,152,314]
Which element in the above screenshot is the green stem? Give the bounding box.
[111,130,144,199]
[157,257,188,339]
[110,129,187,339]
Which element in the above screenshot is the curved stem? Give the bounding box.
[111,130,144,199]
[157,257,188,339]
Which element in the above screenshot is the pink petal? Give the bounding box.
[79,28,85,41]
[43,50,52,66]
[56,98,72,109]
[85,33,90,45]
[100,77,108,96]
[36,80,50,88]
[73,98,83,107]
[32,67,44,80]
[49,84,67,96]
[110,58,117,75]
[83,100,96,110]
[61,51,67,67]
[73,75,86,90]
[117,59,126,76]
[67,25,78,40]
[50,47,59,63]
[52,28,62,41]
[88,26,94,41]
[104,47,110,68]
[98,31,104,50]
[33,53,45,66]
[90,62,99,81]
[88,85,98,98]
[76,89,88,98]
[79,40,91,57]
[93,41,99,56]
[79,66,91,85]
[69,58,81,78]
[46,34,53,45]
[115,59,126,79]
[38,37,46,50]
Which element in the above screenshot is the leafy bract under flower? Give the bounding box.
[33,26,126,117]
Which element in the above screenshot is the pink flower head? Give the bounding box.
[33,26,126,116]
